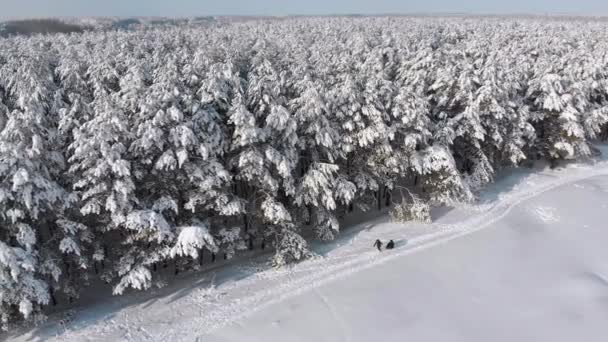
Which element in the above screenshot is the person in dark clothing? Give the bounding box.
[373,239,383,251]
[386,240,395,250]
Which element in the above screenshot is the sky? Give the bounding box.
[2,0,608,20]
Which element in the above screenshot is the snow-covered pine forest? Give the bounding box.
[1,16,608,331]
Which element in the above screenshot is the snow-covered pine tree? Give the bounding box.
[67,48,138,290]
[0,47,71,328]
[228,40,310,265]
[391,39,433,186]
[420,145,473,205]
[289,75,354,241]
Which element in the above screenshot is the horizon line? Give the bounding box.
[3,12,608,22]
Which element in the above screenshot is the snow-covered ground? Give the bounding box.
[7,149,608,341]
[208,176,608,342]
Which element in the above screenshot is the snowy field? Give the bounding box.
[5,147,608,341]
[209,174,608,342]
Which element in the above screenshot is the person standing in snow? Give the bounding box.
[373,239,383,251]
[386,240,395,250]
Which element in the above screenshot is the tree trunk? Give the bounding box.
[50,286,57,306]
[306,205,312,225]
[64,260,71,278]
[102,244,108,269]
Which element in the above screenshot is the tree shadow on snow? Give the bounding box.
[393,238,408,248]
[430,206,454,221]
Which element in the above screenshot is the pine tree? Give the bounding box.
[0,49,69,328]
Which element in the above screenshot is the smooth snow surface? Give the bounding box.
[8,154,608,341]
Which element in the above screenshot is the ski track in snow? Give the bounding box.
[532,206,560,223]
[24,158,608,342]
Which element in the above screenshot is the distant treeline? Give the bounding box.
[0,19,87,37]
[0,17,218,37]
